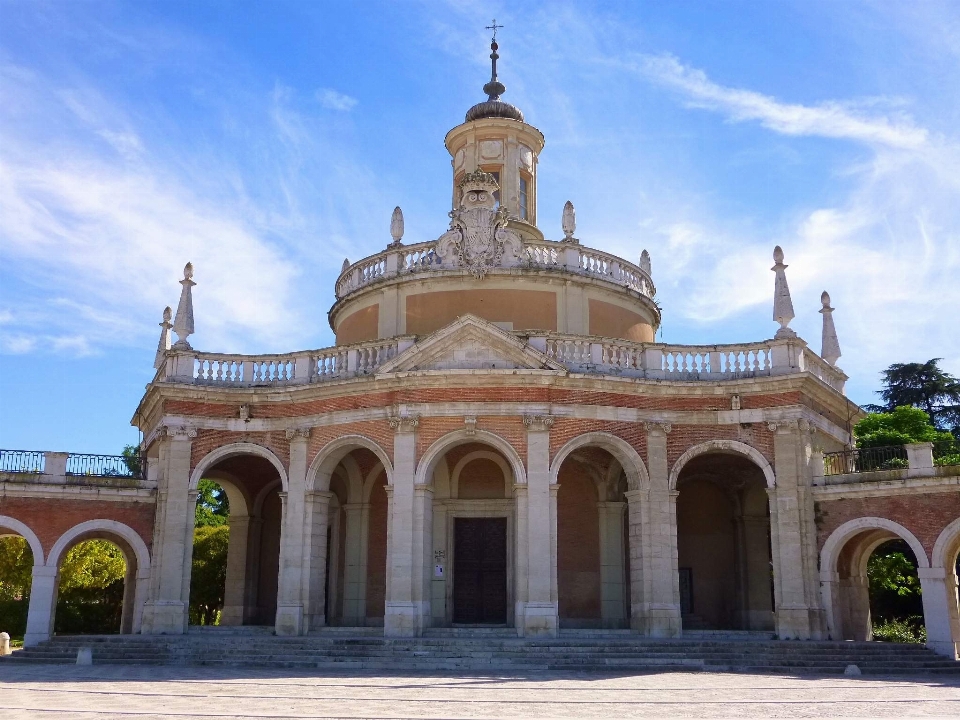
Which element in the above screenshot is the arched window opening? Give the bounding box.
[189,479,230,626]
[867,539,925,643]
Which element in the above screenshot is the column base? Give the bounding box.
[517,602,558,638]
[631,603,681,637]
[220,605,244,626]
[140,601,187,635]
[775,605,815,640]
[926,640,959,659]
[275,604,304,636]
[384,601,429,637]
[23,631,50,647]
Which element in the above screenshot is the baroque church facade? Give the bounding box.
[2,39,959,659]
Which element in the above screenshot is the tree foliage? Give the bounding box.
[195,479,230,527]
[867,539,925,641]
[0,536,33,601]
[121,444,143,476]
[854,406,954,448]
[189,525,229,625]
[58,540,126,592]
[864,359,960,434]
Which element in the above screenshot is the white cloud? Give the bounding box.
[637,54,928,150]
[316,88,358,112]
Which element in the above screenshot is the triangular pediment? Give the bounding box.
[377,315,565,374]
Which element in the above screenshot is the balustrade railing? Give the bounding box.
[0,450,45,474]
[163,334,842,389]
[333,239,656,299]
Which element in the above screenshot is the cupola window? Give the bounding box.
[519,176,529,220]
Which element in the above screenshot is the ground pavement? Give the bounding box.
[1,664,959,719]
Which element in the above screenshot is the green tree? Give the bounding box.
[195,479,230,527]
[854,406,954,448]
[0,536,33,601]
[864,359,960,433]
[121,444,143,477]
[867,539,925,642]
[189,525,229,625]
[55,540,126,634]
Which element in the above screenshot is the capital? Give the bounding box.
[285,427,311,441]
[388,414,420,433]
[767,420,800,434]
[643,421,672,435]
[523,414,554,432]
[463,416,477,436]
[162,424,197,439]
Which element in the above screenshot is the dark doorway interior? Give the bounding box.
[453,518,507,624]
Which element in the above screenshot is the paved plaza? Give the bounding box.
[1,664,960,719]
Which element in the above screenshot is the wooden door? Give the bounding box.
[453,518,507,624]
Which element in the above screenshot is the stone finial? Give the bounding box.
[154,306,173,369]
[819,291,842,366]
[390,206,404,247]
[561,200,577,243]
[172,263,195,350]
[771,246,796,339]
[341,258,350,273]
[639,249,652,276]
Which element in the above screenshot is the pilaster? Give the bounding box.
[220,515,251,626]
[518,414,558,637]
[23,565,58,647]
[384,414,428,636]
[597,501,627,627]
[275,428,310,636]
[141,425,195,635]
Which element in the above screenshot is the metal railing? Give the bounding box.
[66,453,142,478]
[0,450,45,474]
[823,446,909,476]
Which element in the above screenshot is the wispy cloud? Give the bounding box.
[636,54,928,150]
[316,88,358,112]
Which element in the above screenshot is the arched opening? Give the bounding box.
[0,531,36,645]
[188,453,282,627]
[675,452,774,631]
[555,447,628,629]
[45,524,146,638]
[313,446,390,628]
[422,439,516,627]
[825,523,928,643]
[54,539,127,635]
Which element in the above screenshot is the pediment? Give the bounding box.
[377,314,565,374]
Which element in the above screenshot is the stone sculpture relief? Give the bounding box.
[437,169,522,278]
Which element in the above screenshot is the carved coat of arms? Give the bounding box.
[437,170,522,278]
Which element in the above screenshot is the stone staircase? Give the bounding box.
[3,632,959,675]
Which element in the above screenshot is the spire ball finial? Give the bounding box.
[773,245,784,264]
[821,290,831,308]
[183,262,194,280]
[770,245,796,339]
[561,200,577,243]
[162,306,172,322]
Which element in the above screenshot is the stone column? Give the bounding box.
[23,565,58,647]
[275,428,310,636]
[413,483,434,630]
[519,415,558,637]
[340,503,367,626]
[597,501,627,627]
[119,562,137,634]
[220,515,251,626]
[302,490,333,632]
[767,420,817,639]
[919,567,960,658]
[513,482,529,635]
[739,514,775,630]
[141,426,195,635]
[384,415,426,636]
[634,422,680,637]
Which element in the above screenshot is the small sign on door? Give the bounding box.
[434,564,444,578]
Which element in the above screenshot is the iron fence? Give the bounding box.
[823,445,908,476]
[66,453,142,478]
[0,450,45,473]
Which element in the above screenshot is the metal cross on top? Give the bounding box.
[486,19,504,40]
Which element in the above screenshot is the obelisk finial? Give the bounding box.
[154,306,173,369]
[172,262,196,350]
[771,246,796,339]
[819,291,841,366]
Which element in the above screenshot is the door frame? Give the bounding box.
[442,501,514,627]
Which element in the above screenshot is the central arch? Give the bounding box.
[669,440,775,491]
[550,432,649,491]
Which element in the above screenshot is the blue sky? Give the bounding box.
[1,0,958,454]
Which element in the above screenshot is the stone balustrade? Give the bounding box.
[334,238,656,300]
[158,333,843,390]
